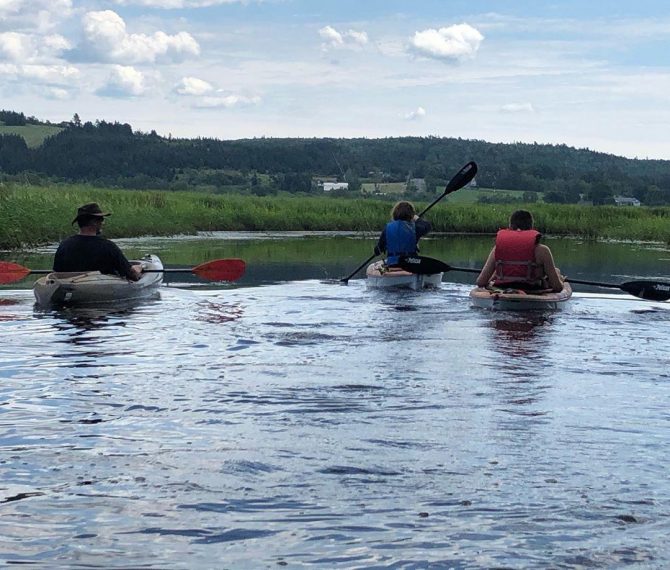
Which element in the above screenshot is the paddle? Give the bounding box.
[0,258,246,285]
[339,161,478,284]
[562,277,670,302]
[398,255,480,275]
[399,255,670,302]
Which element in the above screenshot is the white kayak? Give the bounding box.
[366,260,442,290]
[469,281,573,311]
[33,254,164,306]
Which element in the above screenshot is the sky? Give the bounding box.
[1,0,669,159]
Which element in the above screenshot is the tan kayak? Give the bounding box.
[33,254,164,306]
[470,281,573,311]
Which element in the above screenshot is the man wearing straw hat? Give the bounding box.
[53,203,142,281]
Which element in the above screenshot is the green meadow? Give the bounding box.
[0,183,668,249]
[0,124,63,148]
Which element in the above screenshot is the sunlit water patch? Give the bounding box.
[0,279,669,568]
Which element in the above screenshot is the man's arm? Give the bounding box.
[476,248,496,287]
[414,217,432,240]
[107,241,141,281]
[536,244,563,292]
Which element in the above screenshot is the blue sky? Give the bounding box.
[1,0,669,159]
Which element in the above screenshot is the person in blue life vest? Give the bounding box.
[53,203,143,281]
[374,201,432,267]
[475,209,564,292]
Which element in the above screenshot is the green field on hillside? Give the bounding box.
[361,182,407,196]
[0,124,63,148]
[445,186,542,203]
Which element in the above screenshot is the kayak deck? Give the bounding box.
[470,282,573,310]
[33,254,163,306]
[366,260,442,290]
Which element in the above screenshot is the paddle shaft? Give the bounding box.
[340,161,478,283]
[564,277,633,289]
[23,268,214,275]
[0,258,246,284]
[400,256,670,302]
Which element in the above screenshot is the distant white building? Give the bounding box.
[408,178,426,192]
[322,182,349,192]
[613,195,641,207]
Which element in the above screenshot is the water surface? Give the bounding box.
[0,233,669,568]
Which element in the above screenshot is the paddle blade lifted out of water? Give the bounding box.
[0,262,31,284]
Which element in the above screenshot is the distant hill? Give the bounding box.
[1,110,670,205]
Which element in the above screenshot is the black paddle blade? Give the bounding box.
[445,161,477,194]
[620,280,670,302]
[399,256,451,275]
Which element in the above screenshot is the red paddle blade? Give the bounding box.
[0,262,31,284]
[192,258,246,282]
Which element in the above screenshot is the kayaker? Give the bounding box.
[475,209,564,292]
[374,201,432,267]
[53,203,143,281]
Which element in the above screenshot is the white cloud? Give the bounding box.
[346,30,368,46]
[77,10,200,64]
[0,32,30,61]
[97,65,146,97]
[172,74,261,108]
[193,94,261,108]
[0,0,73,33]
[403,106,426,121]
[174,76,214,96]
[45,86,71,100]
[0,31,71,63]
[319,25,343,47]
[319,25,368,49]
[500,102,535,113]
[22,63,78,82]
[409,23,484,62]
[0,0,22,18]
[0,62,79,92]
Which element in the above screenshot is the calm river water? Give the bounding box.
[1,233,669,568]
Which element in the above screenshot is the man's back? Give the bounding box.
[53,235,133,279]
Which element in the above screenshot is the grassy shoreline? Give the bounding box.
[1,183,669,249]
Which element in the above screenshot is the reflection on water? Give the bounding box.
[487,314,552,359]
[0,236,669,567]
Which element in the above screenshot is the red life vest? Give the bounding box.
[493,228,542,285]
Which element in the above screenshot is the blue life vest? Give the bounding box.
[385,220,418,265]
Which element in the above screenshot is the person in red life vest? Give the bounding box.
[475,209,564,292]
[53,203,143,281]
[374,201,432,267]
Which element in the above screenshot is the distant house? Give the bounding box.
[322,182,349,192]
[613,195,641,207]
[408,178,426,193]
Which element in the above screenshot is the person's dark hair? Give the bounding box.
[391,201,415,221]
[509,210,534,231]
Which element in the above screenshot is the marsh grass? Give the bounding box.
[0,184,668,249]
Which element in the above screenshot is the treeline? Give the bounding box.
[0,110,46,127]
[1,112,670,205]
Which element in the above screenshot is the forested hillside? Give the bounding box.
[2,111,670,205]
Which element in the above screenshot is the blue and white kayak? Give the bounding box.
[366,260,442,290]
[33,254,163,306]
